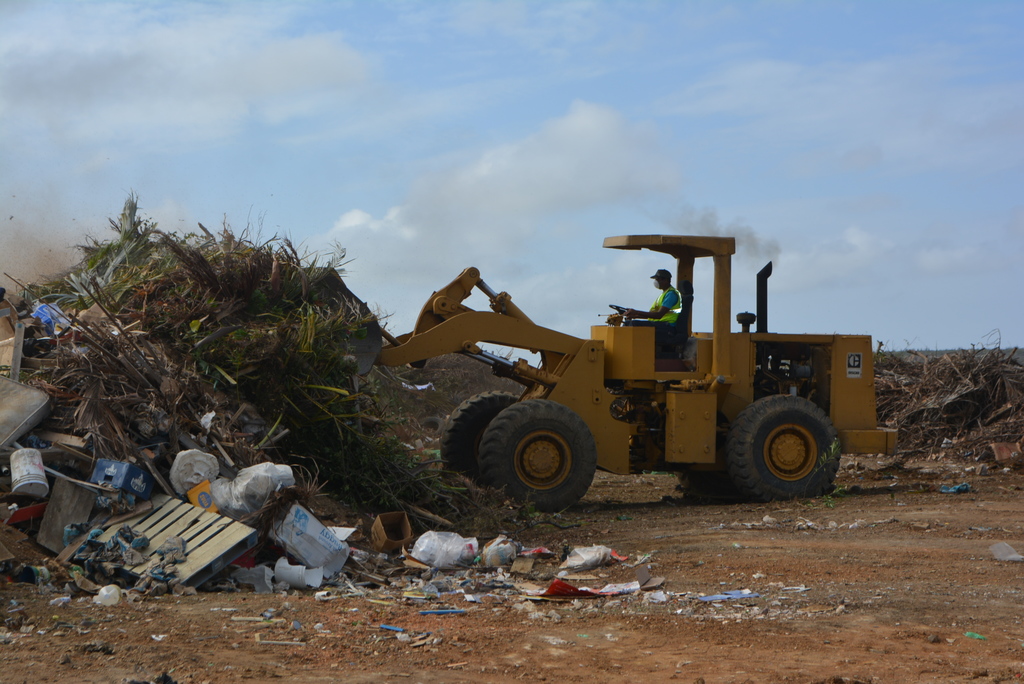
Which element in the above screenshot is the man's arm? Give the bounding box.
[625,289,678,320]
[624,305,670,320]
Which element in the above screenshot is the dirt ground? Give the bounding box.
[3,455,1024,684]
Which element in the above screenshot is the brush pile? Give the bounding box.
[13,195,466,517]
[875,346,1024,459]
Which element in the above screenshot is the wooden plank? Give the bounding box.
[0,338,14,374]
[20,357,57,370]
[95,495,256,586]
[130,505,204,550]
[32,431,87,448]
[58,500,154,564]
[127,507,228,574]
[138,448,175,497]
[180,516,235,549]
[36,478,95,553]
[8,323,24,380]
[177,522,252,571]
[96,496,194,543]
[105,493,256,585]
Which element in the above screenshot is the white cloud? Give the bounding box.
[915,245,981,275]
[663,53,1024,175]
[312,101,680,332]
[0,3,366,146]
[772,226,888,292]
[403,100,679,229]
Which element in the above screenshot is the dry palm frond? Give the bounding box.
[876,346,1024,457]
[29,196,477,517]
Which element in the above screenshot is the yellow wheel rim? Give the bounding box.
[514,430,572,490]
[763,424,817,481]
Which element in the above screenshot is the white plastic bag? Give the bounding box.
[560,545,612,571]
[170,449,219,494]
[211,463,295,520]
[480,535,519,567]
[410,531,478,568]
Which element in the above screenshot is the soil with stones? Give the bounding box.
[3,456,1024,684]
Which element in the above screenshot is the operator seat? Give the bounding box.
[655,280,693,359]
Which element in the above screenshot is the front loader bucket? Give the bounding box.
[323,271,384,375]
[351,317,382,375]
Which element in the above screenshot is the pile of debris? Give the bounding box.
[875,347,1024,462]
[0,196,481,601]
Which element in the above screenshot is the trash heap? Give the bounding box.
[0,196,476,599]
[875,346,1024,462]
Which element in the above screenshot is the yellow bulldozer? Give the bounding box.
[371,234,896,511]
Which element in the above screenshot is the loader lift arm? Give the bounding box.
[378,267,589,392]
[376,267,633,510]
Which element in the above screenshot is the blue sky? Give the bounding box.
[2,1,1022,350]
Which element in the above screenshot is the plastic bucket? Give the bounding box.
[274,557,323,589]
[10,448,48,498]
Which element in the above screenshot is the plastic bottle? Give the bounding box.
[93,585,121,606]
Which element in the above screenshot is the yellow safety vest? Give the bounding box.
[650,287,682,324]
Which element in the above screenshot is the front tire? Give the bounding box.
[440,392,518,479]
[726,395,840,502]
[478,399,597,512]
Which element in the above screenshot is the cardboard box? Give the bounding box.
[272,504,350,576]
[371,511,414,553]
[187,480,218,513]
[90,458,155,499]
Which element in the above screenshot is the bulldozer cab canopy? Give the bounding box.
[603,235,735,282]
[604,234,736,379]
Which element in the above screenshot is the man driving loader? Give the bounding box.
[623,268,682,333]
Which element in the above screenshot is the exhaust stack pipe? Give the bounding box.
[756,261,772,333]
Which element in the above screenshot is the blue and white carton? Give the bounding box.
[90,459,155,499]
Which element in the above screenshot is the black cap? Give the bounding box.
[650,269,672,280]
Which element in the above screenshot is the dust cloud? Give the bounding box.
[0,217,83,294]
[666,204,780,264]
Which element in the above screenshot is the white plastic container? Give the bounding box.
[93,585,121,606]
[10,448,48,498]
[274,556,324,589]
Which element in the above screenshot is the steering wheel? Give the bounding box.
[609,305,628,314]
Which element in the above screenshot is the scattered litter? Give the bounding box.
[480,535,519,567]
[314,591,339,602]
[964,631,987,640]
[272,505,350,576]
[698,589,759,602]
[409,531,478,568]
[274,557,323,589]
[560,545,624,571]
[93,585,121,606]
[636,565,665,590]
[232,566,274,594]
[939,483,971,494]
[990,542,1024,562]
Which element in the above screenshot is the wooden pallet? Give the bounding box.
[96,494,256,587]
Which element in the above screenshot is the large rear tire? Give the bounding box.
[726,395,840,502]
[478,399,597,512]
[440,392,518,480]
